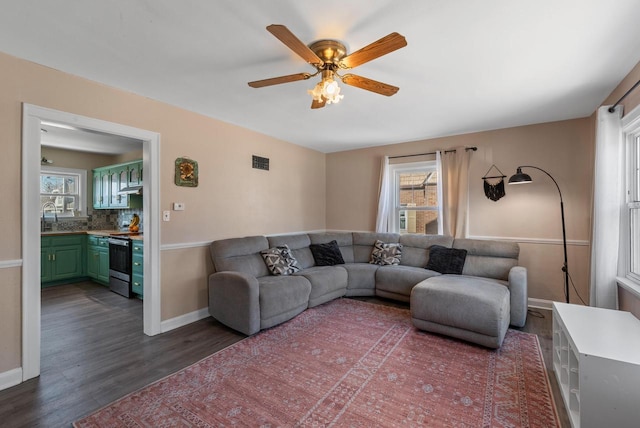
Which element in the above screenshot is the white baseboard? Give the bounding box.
[528,298,554,310]
[0,367,23,391]
[160,307,210,333]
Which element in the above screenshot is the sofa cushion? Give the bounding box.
[375,265,441,301]
[426,245,467,274]
[260,245,301,275]
[210,235,271,277]
[310,240,345,266]
[399,234,455,268]
[453,239,519,280]
[268,234,315,269]
[342,263,379,296]
[294,266,348,307]
[257,275,311,327]
[370,240,403,265]
[410,275,510,348]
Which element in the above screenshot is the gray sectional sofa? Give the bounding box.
[208,232,527,348]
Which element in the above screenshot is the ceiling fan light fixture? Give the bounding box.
[307,70,344,105]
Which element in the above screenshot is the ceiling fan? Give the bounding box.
[248,25,407,109]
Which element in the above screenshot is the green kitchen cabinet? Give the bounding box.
[41,235,86,285]
[92,170,102,208]
[87,235,110,285]
[41,247,52,282]
[131,241,143,297]
[128,161,142,187]
[92,160,143,210]
[92,169,111,209]
[110,166,129,208]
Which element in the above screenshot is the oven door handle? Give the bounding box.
[108,238,130,247]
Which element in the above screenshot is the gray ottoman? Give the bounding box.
[410,275,510,348]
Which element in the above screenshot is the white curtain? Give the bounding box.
[440,147,471,238]
[590,106,624,309]
[436,151,444,235]
[375,156,391,233]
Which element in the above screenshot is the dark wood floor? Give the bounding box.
[0,282,244,428]
[0,282,569,427]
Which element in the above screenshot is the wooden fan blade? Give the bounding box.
[340,32,407,69]
[341,74,399,96]
[311,97,326,109]
[248,72,310,88]
[267,24,324,67]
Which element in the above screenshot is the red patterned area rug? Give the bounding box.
[74,299,559,427]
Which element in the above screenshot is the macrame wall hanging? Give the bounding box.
[482,165,507,201]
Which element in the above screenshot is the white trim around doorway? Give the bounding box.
[21,104,162,382]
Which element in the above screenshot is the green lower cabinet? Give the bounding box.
[132,241,143,297]
[132,272,143,296]
[41,235,86,286]
[87,235,110,285]
[41,248,52,282]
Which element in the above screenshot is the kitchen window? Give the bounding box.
[40,166,87,217]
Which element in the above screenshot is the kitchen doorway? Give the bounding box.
[22,104,161,382]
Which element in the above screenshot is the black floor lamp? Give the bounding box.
[508,166,570,304]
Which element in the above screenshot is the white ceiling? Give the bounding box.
[3,1,640,153]
[40,122,142,155]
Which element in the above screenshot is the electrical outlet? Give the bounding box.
[163,210,170,221]
[173,202,185,211]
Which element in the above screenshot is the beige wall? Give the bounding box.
[326,118,594,303]
[0,268,21,371]
[113,150,144,164]
[40,146,120,170]
[161,246,215,320]
[0,51,326,374]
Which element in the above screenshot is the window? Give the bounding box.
[623,109,640,284]
[627,134,640,282]
[389,161,439,234]
[40,166,87,217]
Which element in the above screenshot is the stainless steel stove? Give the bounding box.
[108,235,132,298]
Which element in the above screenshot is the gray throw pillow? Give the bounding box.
[260,245,301,275]
[426,245,467,274]
[369,239,403,265]
[310,240,345,266]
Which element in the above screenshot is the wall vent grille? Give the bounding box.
[252,155,269,171]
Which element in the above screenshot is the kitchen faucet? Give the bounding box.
[42,201,58,230]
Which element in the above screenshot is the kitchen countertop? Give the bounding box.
[42,230,143,240]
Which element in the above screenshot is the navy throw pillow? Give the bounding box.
[426,245,467,275]
[310,240,345,266]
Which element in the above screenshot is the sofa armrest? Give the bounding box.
[507,266,528,327]
[208,271,260,335]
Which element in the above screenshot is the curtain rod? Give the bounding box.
[389,146,477,159]
[608,78,640,113]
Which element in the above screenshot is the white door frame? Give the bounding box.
[22,104,162,381]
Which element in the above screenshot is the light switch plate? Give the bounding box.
[163,211,170,221]
[173,202,185,211]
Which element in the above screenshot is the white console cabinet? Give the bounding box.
[552,302,640,428]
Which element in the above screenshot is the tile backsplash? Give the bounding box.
[41,208,143,232]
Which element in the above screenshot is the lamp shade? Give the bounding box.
[508,167,532,185]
